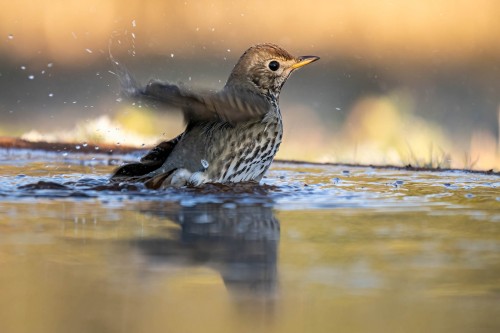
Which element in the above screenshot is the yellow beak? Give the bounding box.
[291,55,320,69]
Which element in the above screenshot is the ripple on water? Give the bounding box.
[0,152,498,214]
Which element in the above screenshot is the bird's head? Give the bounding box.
[226,43,319,98]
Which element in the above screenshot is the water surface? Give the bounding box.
[1,148,499,333]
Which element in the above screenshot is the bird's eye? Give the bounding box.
[268,60,280,71]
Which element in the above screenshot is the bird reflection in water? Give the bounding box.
[132,201,279,297]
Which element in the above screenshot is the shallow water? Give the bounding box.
[1,148,499,333]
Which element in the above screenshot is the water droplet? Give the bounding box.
[211,27,215,32]
[188,76,192,81]
[131,32,136,39]
[7,34,13,40]
[336,107,341,110]
[94,146,100,151]
[47,63,53,68]
[222,202,237,209]
[41,70,45,74]
[48,93,54,97]
[116,142,120,146]
[72,101,77,104]
[82,142,88,147]
[392,180,404,188]
[28,75,35,80]
[62,152,68,157]
[85,48,93,54]
[75,145,81,150]
[20,66,26,70]
[227,49,231,52]
[170,53,174,58]
[132,19,136,27]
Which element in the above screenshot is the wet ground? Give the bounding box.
[1,148,499,333]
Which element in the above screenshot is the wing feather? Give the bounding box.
[115,63,270,125]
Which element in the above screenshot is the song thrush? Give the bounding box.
[111,43,319,188]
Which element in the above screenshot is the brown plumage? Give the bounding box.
[111,43,319,188]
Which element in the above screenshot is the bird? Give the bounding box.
[110,43,319,189]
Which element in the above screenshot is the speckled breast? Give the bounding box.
[206,116,283,183]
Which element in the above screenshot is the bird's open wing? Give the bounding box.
[114,63,270,125]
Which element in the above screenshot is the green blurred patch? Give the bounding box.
[113,106,185,140]
[113,107,159,136]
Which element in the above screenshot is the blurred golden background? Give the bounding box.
[1,0,499,170]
